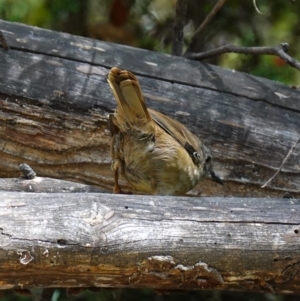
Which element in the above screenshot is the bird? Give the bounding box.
[107,67,222,195]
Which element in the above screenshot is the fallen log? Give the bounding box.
[1,193,300,294]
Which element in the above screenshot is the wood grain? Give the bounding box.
[1,193,300,293]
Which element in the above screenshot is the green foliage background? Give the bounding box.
[1,0,299,84]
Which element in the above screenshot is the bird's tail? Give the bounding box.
[108,67,152,126]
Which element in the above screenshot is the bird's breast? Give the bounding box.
[117,131,204,195]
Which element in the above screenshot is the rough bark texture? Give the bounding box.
[1,193,300,294]
[0,20,299,197]
[0,175,105,193]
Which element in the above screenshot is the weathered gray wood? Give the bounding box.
[0,20,299,197]
[0,176,105,193]
[0,193,300,293]
[1,21,299,111]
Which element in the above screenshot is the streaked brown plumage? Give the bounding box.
[108,67,222,195]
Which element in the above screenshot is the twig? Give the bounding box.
[186,43,300,71]
[186,0,227,53]
[171,0,188,56]
[253,0,268,15]
[261,138,300,188]
[0,30,10,50]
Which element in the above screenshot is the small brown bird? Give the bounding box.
[108,67,222,195]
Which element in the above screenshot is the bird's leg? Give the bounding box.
[112,160,123,194]
[112,160,133,194]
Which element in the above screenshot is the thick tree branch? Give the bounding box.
[172,0,188,56]
[186,43,300,71]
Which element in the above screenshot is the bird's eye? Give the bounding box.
[193,152,201,163]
